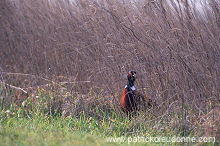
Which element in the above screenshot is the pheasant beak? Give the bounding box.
[133,73,136,78]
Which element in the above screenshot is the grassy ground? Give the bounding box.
[0,116,106,145]
[0,101,217,146]
[0,111,158,145]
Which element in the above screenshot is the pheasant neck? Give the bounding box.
[125,80,136,91]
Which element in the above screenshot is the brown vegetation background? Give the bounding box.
[1,0,220,140]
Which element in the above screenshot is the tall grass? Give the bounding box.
[0,0,220,144]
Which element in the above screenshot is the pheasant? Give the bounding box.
[120,71,152,115]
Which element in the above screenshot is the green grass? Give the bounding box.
[0,84,217,145]
[0,110,166,146]
[0,82,217,146]
[0,110,216,146]
[0,113,112,146]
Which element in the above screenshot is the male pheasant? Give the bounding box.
[120,71,152,115]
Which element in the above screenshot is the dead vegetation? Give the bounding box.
[0,0,220,142]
